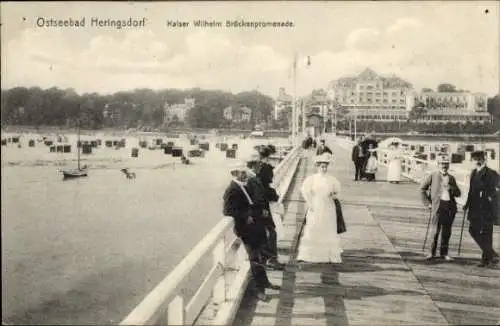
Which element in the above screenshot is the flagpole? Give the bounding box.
[302,97,306,136]
[292,52,297,144]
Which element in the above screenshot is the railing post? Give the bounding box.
[212,236,226,304]
[168,295,185,325]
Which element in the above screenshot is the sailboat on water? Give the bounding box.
[62,120,88,179]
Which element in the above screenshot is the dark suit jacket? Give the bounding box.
[257,162,274,187]
[464,166,499,222]
[223,180,266,246]
[246,176,276,228]
[257,162,279,203]
[351,144,364,162]
[316,146,332,155]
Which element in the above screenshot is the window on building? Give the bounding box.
[392,92,397,97]
[360,85,364,90]
[383,92,388,96]
[392,99,397,103]
[367,85,373,90]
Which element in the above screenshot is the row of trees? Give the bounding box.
[0,87,276,130]
[422,83,469,93]
[2,84,499,134]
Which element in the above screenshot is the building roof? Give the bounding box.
[240,106,252,114]
[276,88,293,102]
[329,68,413,89]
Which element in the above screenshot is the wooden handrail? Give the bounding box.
[120,145,302,326]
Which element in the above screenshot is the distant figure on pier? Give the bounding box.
[386,143,403,184]
[316,139,332,155]
[302,135,313,149]
[181,155,190,165]
[420,156,461,261]
[351,137,365,181]
[364,145,378,182]
[463,150,499,267]
[223,163,279,302]
[297,153,343,264]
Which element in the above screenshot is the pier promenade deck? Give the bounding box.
[234,138,500,326]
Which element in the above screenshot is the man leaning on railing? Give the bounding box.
[222,162,280,302]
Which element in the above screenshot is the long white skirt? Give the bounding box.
[387,159,402,182]
[296,209,343,263]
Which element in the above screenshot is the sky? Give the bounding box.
[1,1,499,98]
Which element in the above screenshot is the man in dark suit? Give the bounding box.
[351,137,365,181]
[223,163,279,301]
[420,156,461,260]
[316,139,332,155]
[463,150,499,267]
[246,149,284,270]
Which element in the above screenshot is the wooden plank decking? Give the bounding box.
[234,139,500,326]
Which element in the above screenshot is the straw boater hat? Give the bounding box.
[313,152,333,164]
[436,155,450,164]
[229,161,255,176]
[247,149,261,162]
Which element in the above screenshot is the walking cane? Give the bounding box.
[458,209,467,256]
[422,207,432,252]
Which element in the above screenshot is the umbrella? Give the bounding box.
[360,138,378,151]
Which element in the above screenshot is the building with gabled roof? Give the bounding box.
[327,68,491,123]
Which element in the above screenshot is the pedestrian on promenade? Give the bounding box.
[420,155,461,260]
[297,152,343,264]
[364,145,378,182]
[351,137,365,181]
[316,139,332,155]
[223,162,280,301]
[386,143,403,183]
[463,150,499,267]
[246,149,284,270]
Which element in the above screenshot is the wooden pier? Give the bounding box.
[234,140,500,325]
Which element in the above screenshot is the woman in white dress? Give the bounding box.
[386,143,403,183]
[297,152,343,263]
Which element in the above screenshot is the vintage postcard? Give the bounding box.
[1,2,499,325]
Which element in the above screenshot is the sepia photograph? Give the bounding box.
[1,1,499,325]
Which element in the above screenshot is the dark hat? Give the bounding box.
[266,144,277,155]
[471,150,486,160]
[258,146,271,158]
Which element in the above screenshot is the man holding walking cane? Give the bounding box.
[463,150,499,268]
[420,156,461,261]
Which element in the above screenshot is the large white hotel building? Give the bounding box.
[328,68,491,123]
[275,68,492,124]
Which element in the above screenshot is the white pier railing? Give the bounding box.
[336,136,472,205]
[376,147,471,205]
[120,146,302,326]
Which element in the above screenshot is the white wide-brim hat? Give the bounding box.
[313,152,333,164]
[229,161,255,176]
[245,149,261,163]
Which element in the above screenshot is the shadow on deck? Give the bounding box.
[234,139,500,326]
